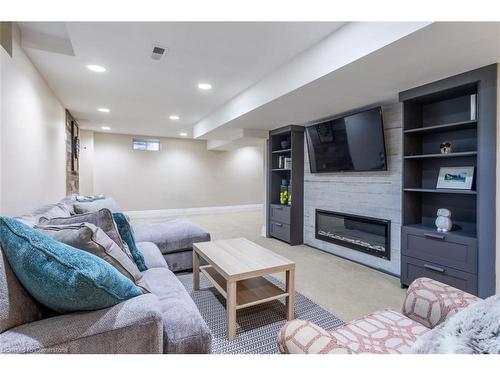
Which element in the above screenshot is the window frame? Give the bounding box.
[132,139,161,152]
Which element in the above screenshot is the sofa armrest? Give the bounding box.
[402,277,481,329]
[277,320,352,354]
[0,294,163,354]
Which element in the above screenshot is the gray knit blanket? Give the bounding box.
[411,294,500,354]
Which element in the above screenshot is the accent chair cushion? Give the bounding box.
[113,213,147,271]
[35,223,150,292]
[39,209,132,259]
[329,309,429,354]
[0,217,142,313]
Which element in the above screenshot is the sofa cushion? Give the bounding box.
[0,217,142,313]
[330,309,429,354]
[141,267,212,353]
[73,197,121,214]
[36,223,150,293]
[133,219,210,255]
[0,293,162,354]
[137,242,168,269]
[0,245,43,333]
[113,213,147,271]
[40,209,131,259]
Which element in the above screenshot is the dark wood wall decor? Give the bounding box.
[65,110,80,194]
[399,64,497,298]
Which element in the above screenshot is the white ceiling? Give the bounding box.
[201,22,500,139]
[18,22,344,138]
[17,22,500,145]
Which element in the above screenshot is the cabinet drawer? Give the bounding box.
[270,204,291,225]
[402,227,477,274]
[401,256,477,295]
[270,221,290,243]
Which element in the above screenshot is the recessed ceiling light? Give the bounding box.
[179,132,188,137]
[101,126,111,131]
[169,115,180,120]
[87,64,106,73]
[197,83,212,90]
[97,108,110,113]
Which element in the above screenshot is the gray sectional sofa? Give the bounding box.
[0,196,212,354]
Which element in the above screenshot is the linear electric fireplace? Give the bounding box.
[315,209,390,260]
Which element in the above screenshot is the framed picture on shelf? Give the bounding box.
[436,166,474,190]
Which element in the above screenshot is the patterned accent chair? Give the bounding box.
[278,277,480,354]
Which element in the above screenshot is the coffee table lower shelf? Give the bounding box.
[200,265,289,310]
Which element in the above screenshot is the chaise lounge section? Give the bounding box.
[133,218,211,272]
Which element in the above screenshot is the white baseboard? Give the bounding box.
[125,203,263,218]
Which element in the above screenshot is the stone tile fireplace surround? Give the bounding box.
[303,103,402,275]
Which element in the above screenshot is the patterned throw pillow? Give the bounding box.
[36,222,150,293]
[0,217,142,313]
[39,209,132,259]
[112,213,147,271]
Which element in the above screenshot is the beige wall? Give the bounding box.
[0,24,66,216]
[86,132,265,211]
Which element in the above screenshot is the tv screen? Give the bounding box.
[306,107,387,173]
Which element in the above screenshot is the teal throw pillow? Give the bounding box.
[0,217,142,313]
[112,213,147,271]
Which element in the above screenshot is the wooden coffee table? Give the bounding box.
[192,238,296,340]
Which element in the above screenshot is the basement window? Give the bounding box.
[133,139,161,151]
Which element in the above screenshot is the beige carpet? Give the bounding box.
[132,209,405,322]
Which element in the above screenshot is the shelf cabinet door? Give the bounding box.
[270,221,291,243]
[401,256,477,295]
[270,204,291,225]
[401,226,477,274]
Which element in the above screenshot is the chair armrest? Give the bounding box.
[402,277,481,329]
[0,294,163,354]
[277,320,352,354]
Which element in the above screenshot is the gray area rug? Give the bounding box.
[177,273,344,354]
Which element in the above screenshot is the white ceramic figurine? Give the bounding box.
[435,208,452,232]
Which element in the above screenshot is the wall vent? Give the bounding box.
[151,45,167,61]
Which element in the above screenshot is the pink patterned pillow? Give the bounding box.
[403,278,480,329]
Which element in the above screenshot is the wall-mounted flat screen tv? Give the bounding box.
[306,107,387,173]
